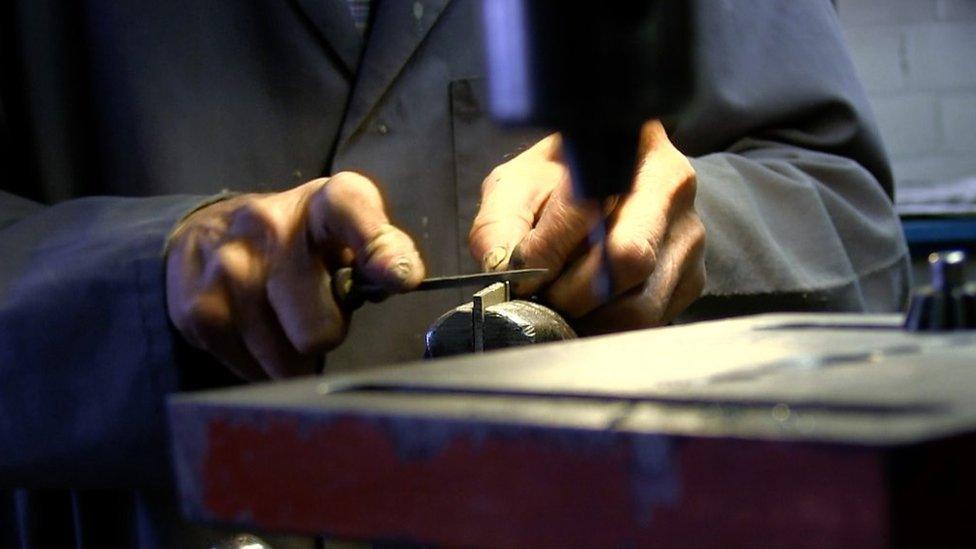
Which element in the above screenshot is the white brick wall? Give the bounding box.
[870,95,938,156]
[906,23,976,89]
[939,0,976,20]
[838,0,976,190]
[943,96,976,152]
[841,0,936,25]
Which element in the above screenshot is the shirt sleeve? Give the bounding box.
[0,191,229,489]
[671,0,911,320]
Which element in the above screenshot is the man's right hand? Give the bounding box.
[165,172,425,380]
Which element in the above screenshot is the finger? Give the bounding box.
[267,229,351,357]
[660,227,706,322]
[166,227,269,381]
[206,196,316,377]
[508,181,602,295]
[637,119,670,157]
[573,283,657,336]
[574,214,705,334]
[190,295,268,382]
[543,190,666,317]
[633,121,697,211]
[553,121,699,322]
[307,173,425,293]
[574,256,701,336]
[469,134,564,271]
[542,245,607,319]
[215,240,316,379]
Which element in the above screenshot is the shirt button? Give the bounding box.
[376,123,390,135]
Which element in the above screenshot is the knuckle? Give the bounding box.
[179,294,231,336]
[669,161,698,204]
[212,244,254,288]
[229,199,287,252]
[690,212,705,237]
[303,177,330,192]
[176,217,225,251]
[322,171,376,203]
[482,165,508,192]
[681,212,706,249]
[690,216,706,250]
[675,153,696,182]
[312,173,386,242]
[606,236,656,281]
[332,170,371,185]
[232,199,276,231]
[636,292,667,327]
[317,178,350,210]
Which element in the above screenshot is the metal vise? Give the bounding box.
[424,282,576,358]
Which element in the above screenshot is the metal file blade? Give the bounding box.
[416,268,548,291]
[333,267,548,308]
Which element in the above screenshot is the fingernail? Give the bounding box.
[482,246,507,271]
[390,256,413,282]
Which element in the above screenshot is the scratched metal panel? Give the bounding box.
[168,397,892,547]
[340,314,968,404]
[168,313,976,544]
[173,313,976,444]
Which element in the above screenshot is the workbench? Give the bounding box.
[169,313,976,548]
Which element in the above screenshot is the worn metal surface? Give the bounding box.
[472,282,509,352]
[210,533,273,549]
[905,250,976,331]
[169,313,976,547]
[425,297,576,357]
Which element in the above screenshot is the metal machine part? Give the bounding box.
[210,533,272,549]
[904,250,976,331]
[170,313,976,547]
[424,281,576,358]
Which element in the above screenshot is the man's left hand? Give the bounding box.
[469,120,706,334]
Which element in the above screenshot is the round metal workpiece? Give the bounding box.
[425,299,576,358]
[904,250,976,331]
[211,534,273,549]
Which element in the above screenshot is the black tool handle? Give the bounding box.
[331,267,387,310]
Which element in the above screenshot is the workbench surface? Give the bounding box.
[169,314,976,547]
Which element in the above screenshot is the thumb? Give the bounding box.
[306,172,425,292]
[468,134,564,271]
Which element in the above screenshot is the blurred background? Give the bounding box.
[839,0,975,190]
[837,0,976,283]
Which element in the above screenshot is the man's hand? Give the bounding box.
[166,172,425,380]
[469,120,705,334]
